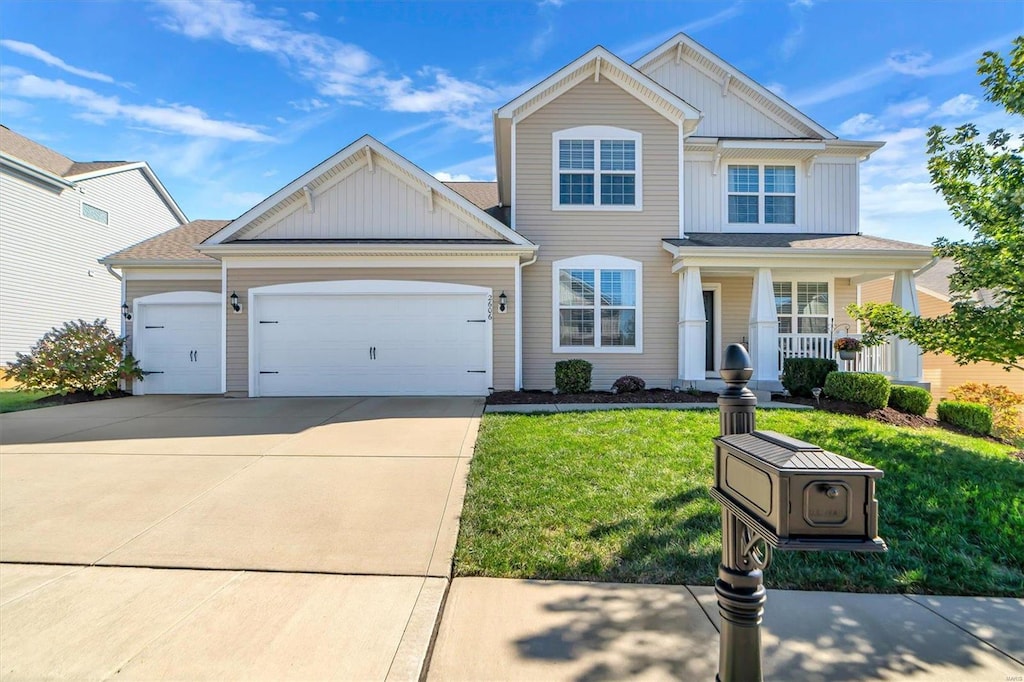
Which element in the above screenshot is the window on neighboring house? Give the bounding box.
[774,281,829,333]
[82,203,109,225]
[553,256,642,352]
[554,127,641,210]
[727,164,796,225]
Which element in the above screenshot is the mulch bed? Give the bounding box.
[486,388,719,405]
[31,390,130,408]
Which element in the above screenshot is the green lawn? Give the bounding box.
[0,389,52,413]
[455,409,1024,596]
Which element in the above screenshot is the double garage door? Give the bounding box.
[133,283,493,397]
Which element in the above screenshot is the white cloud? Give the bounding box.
[289,98,329,111]
[789,0,814,7]
[433,172,474,182]
[617,3,744,60]
[221,190,266,212]
[274,115,287,124]
[435,155,497,182]
[3,73,272,141]
[537,0,564,6]
[262,169,278,177]
[0,97,33,117]
[780,23,804,61]
[764,82,786,97]
[886,50,933,76]
[837,113,883,136]
[0,40,115,84]
[883,97,931,119]
[300,11,319,21]
[935,93,979,118]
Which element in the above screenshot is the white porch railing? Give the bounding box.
[778,333,894,376]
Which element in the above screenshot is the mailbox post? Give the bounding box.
[711,344,886,682]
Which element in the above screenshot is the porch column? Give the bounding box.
[678,266,706,382]
[748,268,779,382]
[891,270,923,382]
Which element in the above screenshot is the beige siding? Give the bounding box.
[225,268,515,394]
[860,278,1024,402]
[646,58,799,138]
[0,168,179,362]
[123,278,222,354]
[245,165,486,241]
[804,159,857,233]
[515,77,680,389]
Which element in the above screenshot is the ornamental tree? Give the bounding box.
[850,37,1024,370]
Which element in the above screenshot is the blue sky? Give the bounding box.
[1,0,1020,245]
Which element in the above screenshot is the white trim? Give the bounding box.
[515,253,539,391]
[703,282,722,377]
[205,135,533,248]
[247,280,493,398]
[551,255,643,354]
[511,119,517,230]
[678,122,685,238]
[122,268,221,280]
[131,291,222,397]
[772,278,835,335]
[552,126,643,211]
[220,255,522,269]
[0,152,76,189]
[722,161,801,230]
[221,263,228,394]
[67,162,188,224]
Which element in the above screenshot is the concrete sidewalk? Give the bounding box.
[428,578,1024,681]
[485,401,812,413]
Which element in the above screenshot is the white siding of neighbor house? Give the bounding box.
[682,155,858,233]
[241,165,488,241]
[224,267,516,395]
[515,77,680,390]
[644,56,806,138]
[0,168,180,362]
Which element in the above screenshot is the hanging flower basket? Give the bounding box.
[834,337,862,361]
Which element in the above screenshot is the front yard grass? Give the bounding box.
[455,409,1023,596]
[0,389,52,413]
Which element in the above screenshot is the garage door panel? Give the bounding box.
[136,302,221,395]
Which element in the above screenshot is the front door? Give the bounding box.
[703,290,715,373]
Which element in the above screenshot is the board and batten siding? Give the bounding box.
[0,168,180,362]
[860,278,1024,403]
[682,155,858,233]
[515,77,680,390]
[225,267,515,395]
[645,58,800,138]
[242,165,485,241]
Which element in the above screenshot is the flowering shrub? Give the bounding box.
[833,337,863,352]
[3,319,143,395]
[612,375,646,393]
[949,382,1024,443]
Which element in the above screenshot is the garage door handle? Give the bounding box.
[370,346,376,360]
[259,320,279,324]
[145,325,164,329]
[142,371,165,375]
[260,371,279,374]
[467,370,486,373]
[466,319,486,323]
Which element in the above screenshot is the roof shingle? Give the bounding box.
[102,220,230,263]
[0,126,133,178]
[665,232,932,252]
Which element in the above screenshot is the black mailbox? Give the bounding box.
[710,430,886,552]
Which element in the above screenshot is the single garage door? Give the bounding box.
[251,281,492,397]
[133,292,222,395]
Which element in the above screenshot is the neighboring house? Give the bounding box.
[0,126,186,365]
[101,35,936,398]
[860,259,1024,402]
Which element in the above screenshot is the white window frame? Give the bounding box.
[723,161,799,229]
[552,126,643,211]
[552,255,643,354]
[773,278,834,335]
[81,200,109,225]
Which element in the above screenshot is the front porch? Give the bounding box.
[663,233,936,392]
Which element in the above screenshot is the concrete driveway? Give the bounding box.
[0,395,481,680]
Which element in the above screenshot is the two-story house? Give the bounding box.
[0,126,187,365]
[100,35,934,397]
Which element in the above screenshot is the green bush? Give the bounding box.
[3,319,142,395]
[823,372,891,409]
[612,375,645,393]
[781,357,838,397]
[888,384,932,415]
[555,359,592,394]
[937,400,993,436]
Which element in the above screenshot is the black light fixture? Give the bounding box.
[121,302,132,321]
[230,291,241,313]
[498,291,508,313]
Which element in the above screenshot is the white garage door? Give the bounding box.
[134,292,222,395]
[252,281,492,397]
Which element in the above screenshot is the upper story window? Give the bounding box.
[553,126,642,211]
[552,255,643,353]
[81,202,109,225]
[727,164,796,225]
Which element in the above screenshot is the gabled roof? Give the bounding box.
[495,46,702,128]
[633,34,836,140]
[100,220,229,266]
[664,232,932,252]
[204,135,533,249]
[0,125,188,223]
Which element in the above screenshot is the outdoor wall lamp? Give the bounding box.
[121,302,132,321]
[498,291,507,313]
[230,291,242,313]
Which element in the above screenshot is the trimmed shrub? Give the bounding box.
[949,382,1024,443]
[612,375,645,393]
[937,400,993,436]
[3,319,142,395]
[555,359,592,394]
[823,372,891,409]
[781,357,838,398]
[888,384,932,416]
